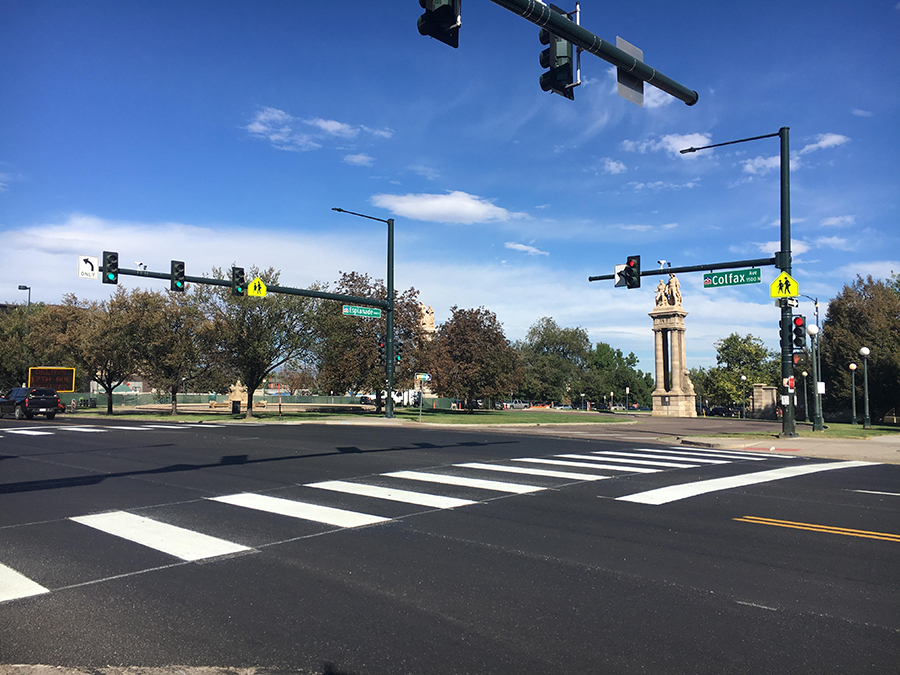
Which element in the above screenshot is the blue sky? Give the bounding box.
[2,1,899,372]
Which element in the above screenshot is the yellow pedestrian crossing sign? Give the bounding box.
[770,271,799,298]
[247,277,267,298]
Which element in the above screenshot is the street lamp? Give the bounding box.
[848,363,857,425]
[740,375,747,419]
[17,285,31,337]
[807,324,824,431]
[332,207,396,419]
[801,371,809,422]
[859,347,871,429]
[681,128,795,437]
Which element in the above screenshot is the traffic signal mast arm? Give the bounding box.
[589,256,776,283]
[489,0,698,106]
[99,259,389,309]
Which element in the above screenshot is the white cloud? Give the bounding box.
[756,239,811,255]
[370,191,528,225]
[505,242,549,256]
[814,236,852,250]
[643,86,676,110]
[246,108,392,152]
[797,133,850,155]
[343,153,374,167]
[628,179,699,191]
[601,157,627,174]
[851,109,873,118]
[0,172,10,192]
[622,133,712,158]
[821,215,855,228]
[304,118,359,138]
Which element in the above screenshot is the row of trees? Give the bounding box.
[2,270,896,420]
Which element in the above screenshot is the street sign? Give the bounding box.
[613,264,626,287]
[416,373,431,381]
[247,277,267,298]
[29,367,76,392]
[78,255,99,280]
[703,268,761,288]
[770,271,799,298]
[342,305,382,318]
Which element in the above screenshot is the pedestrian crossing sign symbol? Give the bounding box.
[247,277,267,298]
[770,271,799,298]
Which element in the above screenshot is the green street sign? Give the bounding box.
[342,305,382,318]
[703,268,761,288]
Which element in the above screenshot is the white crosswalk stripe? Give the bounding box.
[383,470,544,494]
[0,563,49,603]
[306,480,476,509]
[70,511,252,561]
[554,454,669,473]
[517,456,661,473]
[210,492,390,528]
[454,462,609,481]
[5,429,54,436]
[594,450,729,464]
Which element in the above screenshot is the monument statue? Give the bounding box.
[650,274,695,417]
[419,302,436,337]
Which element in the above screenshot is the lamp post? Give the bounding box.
[859,347,871,429]
[17,285,31,337]
[806,324,825,431]
[681,128,795,437]
[801,371,809,422]
[740,375,747,419]
[332,208,396,419]
[848,363,857,425]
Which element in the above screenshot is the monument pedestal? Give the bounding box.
[649,278,696,418]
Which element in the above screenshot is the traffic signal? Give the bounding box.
[539,27,574,100]
[622,255,641,289]
[102,251,119,284]
[792,352,809,367]
[417,0,460,49]
[170,260,185,292]
[377,341,386,366]
[792,315,806,348]
[231,267,246,297]
[395,342,403,363]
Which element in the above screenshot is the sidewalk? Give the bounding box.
[680,434,900,464]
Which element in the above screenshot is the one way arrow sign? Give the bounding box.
[78,255,99,280]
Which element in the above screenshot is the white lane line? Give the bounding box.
[456,462,609,482]
[59,427,107,433]
[210,493,389,528]
[557,453,695,469]
[306,480,476,509]
[851,490,900,497]
[0,563,50,603]
[106,426,152,430]
[5,429,54,436]
[70,511,251,561]
[617,461,878,505]
[671,447,780,460]
[140,425,184,429]
[595,450,729,465]
[521,457,661,473]
[384,470,544,494]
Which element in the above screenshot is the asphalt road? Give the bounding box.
[1,419,898,674]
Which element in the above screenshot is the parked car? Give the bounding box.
[509,400,530,409]
[0,387,61,420]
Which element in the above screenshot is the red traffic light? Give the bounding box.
[793,316,804,327]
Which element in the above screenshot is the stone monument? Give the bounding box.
[650,273,696,417]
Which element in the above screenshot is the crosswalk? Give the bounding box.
[1,445,868,604]
[0,423,226,437]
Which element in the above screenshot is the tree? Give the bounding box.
[0,302,35,390]
[690,333,778,407]
[577,342,653,408]
[128,289,213,415]
[313,271,423,412]
[517,317,590,403]
[197,267,318,418]
[429,306,521,411]
[821,275,900,422]
[76,289,144,414]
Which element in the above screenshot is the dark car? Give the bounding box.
[0,387,61,420]
[709,406,729,417]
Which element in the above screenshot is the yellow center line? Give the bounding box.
[735,516,900,543]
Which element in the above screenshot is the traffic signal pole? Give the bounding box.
[488,0,699,106]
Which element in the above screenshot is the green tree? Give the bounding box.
[197,267,318,418]
[577,342,654,408]
[821,275,900,422]
[313,271,423,412]
[0,302,35,390]
[690,334,779,408]
[429,306,521,411]
[517,317,590,403]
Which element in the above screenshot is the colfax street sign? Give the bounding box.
[342,305,382,319]
[703,268,761,288]
[770,271,799,298]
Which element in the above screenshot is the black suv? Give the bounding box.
[0,387,61,420]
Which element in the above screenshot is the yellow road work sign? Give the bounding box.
[247,277,267,297]
[770,271,799,298]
